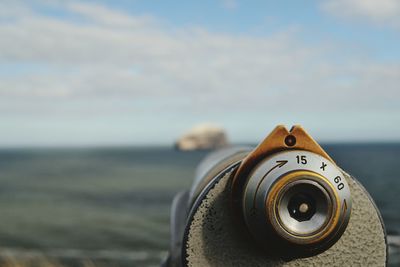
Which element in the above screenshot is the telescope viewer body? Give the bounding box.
[164,125,387,267]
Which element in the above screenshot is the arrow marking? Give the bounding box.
[252,160,288,210]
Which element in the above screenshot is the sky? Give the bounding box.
[0,0,399,147]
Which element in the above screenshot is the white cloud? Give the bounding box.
[66,2,156,28]
[0,0,399,144]
[0,1,397,108]
[322,0,400,28]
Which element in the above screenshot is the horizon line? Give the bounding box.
[1,141,400,150]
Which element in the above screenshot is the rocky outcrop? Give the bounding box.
[175,124,229,151]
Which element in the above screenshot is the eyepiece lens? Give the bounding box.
[288,193,316,222]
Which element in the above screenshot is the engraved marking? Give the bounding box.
[252,160,288,209]
[320,162,327,171]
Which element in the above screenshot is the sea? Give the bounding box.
[0,144,398,266]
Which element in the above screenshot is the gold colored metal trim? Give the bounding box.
[232,125,334,205]
[266,170,341,245]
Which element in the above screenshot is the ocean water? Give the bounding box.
[0,144,398,266]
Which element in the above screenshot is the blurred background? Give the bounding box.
[0,0,399,266]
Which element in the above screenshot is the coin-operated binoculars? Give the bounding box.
[164,125,387,267]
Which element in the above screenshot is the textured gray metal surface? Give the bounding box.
[184,169,387,266]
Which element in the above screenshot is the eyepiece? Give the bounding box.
[242,151,351,255]
[270,176,335,243]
